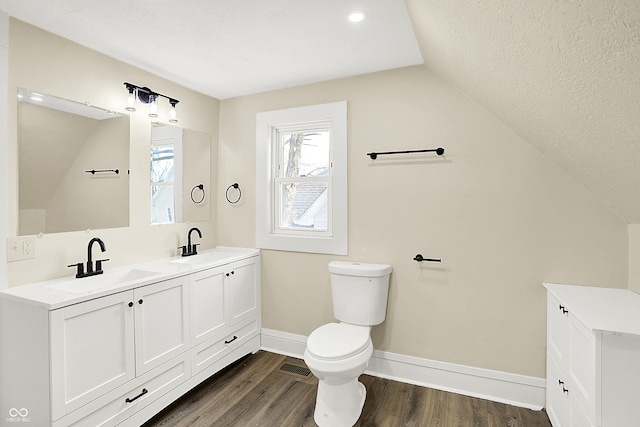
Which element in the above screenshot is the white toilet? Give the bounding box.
[304,261,392,427]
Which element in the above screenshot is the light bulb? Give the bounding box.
[169,101,178,123]
[148,94,158,118]
[126,88,136,111]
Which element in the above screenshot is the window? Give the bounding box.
[150,124,183,224]
[256,101,347,255]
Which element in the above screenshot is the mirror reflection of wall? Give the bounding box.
[18,88,130,235]
[150,123,211,225]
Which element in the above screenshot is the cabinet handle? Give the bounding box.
[231,270,235,275]
[225,335,238,344]
[226,273,229,277]
[128,302,133,308]
[138,299,143,305]
[125,388,148,403]
[558,380,569,394]
[558,304,568,314]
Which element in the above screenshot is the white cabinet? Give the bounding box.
[0,248,261,427]
[49,276,189,421]
[134,277,190,374]
[189,257,261,376]
[544,283,640,427]
[50,291,136,418]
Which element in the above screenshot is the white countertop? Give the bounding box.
[544,282,640,336]
[0,246,259,310]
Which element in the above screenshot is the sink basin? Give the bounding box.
[47,268,160,294]
[170,250,241,266]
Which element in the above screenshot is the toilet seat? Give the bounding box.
[307,323,371,361]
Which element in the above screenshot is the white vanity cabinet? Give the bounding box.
[189,256,260,376]
[0,248,261,427]
[544,283,640,427]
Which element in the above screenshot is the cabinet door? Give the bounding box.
[50,291,135,418]
[547,294,570,370]
[190,265,226,345]
[134,277,190,375]
[568,316,597,424]
[226,257,259,326]
[546,356,570,427]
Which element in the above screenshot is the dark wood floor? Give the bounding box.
[144,351,552,427]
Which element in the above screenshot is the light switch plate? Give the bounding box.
[7,237,36,262]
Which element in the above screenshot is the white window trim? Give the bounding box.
[256,101,347,255]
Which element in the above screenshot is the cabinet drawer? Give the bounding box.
[546,355,570,427]
[191,319,259,375]
[65,354,190,427]
[547,294,570,370]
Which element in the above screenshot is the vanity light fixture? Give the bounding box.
[123,82,180,123]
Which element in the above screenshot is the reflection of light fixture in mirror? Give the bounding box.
[123,82,180,122]
[30,92,44,102]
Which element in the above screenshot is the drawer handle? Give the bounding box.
[558,304,568,314]
[225,335,238,344]
[125,388,148,403]
[558,380,569,394]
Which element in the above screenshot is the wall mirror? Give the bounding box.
[17,88,130,235]
[150,123,211,224]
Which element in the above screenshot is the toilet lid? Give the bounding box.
[307,323,371,360]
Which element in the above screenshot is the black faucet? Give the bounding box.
[68,237,109,278]
[179,227,202,257]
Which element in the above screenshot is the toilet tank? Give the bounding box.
[329,261,392,326]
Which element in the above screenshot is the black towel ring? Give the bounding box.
[226,183,241,204]
[190,184,205,204]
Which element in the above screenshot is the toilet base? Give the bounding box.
[313,379,366,427]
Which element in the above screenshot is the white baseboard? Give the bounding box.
[261,328,546,410]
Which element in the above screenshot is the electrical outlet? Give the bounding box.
[23,239,32,256]
[7,237,36,262]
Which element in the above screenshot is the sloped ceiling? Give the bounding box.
[406,0,640,224]
[2,0,639,223]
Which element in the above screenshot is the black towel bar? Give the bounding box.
[413,254,441,263]
[367,147,444,160]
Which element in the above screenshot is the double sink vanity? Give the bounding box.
[0,246,261,426]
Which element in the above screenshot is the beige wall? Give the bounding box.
[629,224,640,293]
[218,65,628,378]
[0,12,8,289]
[7,19,220,286]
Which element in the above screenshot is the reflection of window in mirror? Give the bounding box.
[150,125,183,224]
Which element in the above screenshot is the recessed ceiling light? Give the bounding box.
[347,11,367,23]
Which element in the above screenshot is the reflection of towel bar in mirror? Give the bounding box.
[367,147,444,160]
[85,169,120,175]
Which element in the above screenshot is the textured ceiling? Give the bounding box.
[2,0,640,223]
[406,0,640,223]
